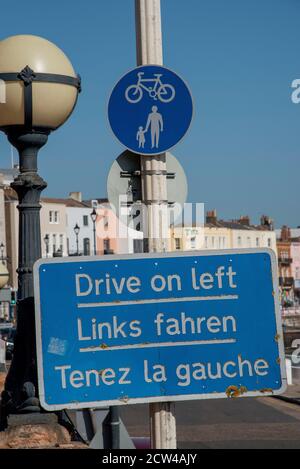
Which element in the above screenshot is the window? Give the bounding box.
[83,238,90,256]
[247,236,251,247]
[104,238,110,252]
[238,236,242,247]
[49,210,59,224]
[267,238,271,247]
[83,215,89,227]
[256,237,260,247]
[175,238,181,250]
[190,237,196,249]
[212,237,215,248]
[204,236,208,249]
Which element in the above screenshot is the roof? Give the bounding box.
[83,198,109,205]
[214,220,272,231]
[173,220,273,232]
[291,228,300,238]
[5,193,109,208]
[41,197,90,208]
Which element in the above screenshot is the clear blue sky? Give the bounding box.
[0,0,299,227]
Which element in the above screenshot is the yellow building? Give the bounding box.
[169,210,277,254]
[169,224,230,251]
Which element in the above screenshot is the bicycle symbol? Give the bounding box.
[125,72,175,104]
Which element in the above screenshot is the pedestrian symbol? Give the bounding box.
[108,65,193,156]
[137,105,164,149]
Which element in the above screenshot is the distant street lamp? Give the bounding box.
[0,243,5,264]
[90,208,97,255]
[74,223,80,256]
[0,35,80,426]
[43,234,49,258]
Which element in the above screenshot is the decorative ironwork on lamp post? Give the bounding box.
[90,208,97,255]
[0,35,80,428]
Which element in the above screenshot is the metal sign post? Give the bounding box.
[106,151,188,229]
[135,0,176,448]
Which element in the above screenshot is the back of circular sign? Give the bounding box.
[107,151,188,230]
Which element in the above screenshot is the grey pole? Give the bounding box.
[109,405,120,449]
[135,0,177,449]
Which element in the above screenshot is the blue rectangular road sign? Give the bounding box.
[34,249,286,411]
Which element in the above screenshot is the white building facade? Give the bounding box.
[170,211,277,255]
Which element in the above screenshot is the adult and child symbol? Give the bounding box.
[136,105,164,149]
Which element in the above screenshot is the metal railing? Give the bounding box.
[278,257,292,264]
[279,277,294,287]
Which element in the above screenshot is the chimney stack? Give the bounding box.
[280,225,291,241]
[69,191,82,203]
[206,209,217,224]
[260,215,273,231]
[239,216,250,226]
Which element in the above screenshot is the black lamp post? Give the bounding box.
[0,243,5,264]
[43,235,50,258]
[0,35,80,428]
[90,209,97,255]
[74,223,80,256]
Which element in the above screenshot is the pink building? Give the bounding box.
[91,200,143,255]
[291,241,300,302]
[95,202,120,254]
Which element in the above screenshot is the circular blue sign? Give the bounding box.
[108,65,193,156]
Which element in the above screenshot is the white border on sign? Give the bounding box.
[33,248,287,411]
[106,64,195,157]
